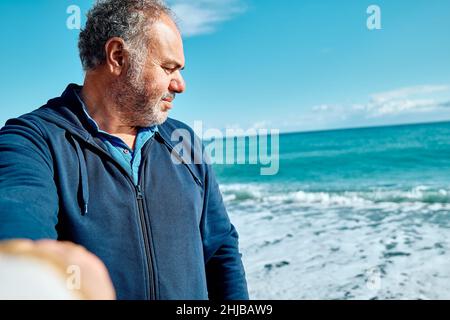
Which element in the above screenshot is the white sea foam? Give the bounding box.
[222,183,450,299]
[220,183,450,212]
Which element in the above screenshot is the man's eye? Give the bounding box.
[163,67,175,74]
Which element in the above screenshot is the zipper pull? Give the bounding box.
[136,185,144,200]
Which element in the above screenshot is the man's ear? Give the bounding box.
[104,37,128,76]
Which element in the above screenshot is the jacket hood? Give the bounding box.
[31,84,97,216]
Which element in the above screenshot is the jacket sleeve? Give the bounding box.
[201,164,249,300]
[0,118,59,240]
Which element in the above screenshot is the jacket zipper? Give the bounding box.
[135,184,156,300]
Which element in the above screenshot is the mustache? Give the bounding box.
[161,92,176,101]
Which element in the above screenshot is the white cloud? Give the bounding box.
[371,85,450,103]
[281,84,450,132]
[312,104,333,112]
[367,99,437,117]
[358,85,450,117]
[167,0,247,37]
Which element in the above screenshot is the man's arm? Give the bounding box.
[201,165,249,300]
[0,117,59,240]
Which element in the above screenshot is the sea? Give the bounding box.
[212,121,450,300]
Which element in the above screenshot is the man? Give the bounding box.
[0,0,248,300]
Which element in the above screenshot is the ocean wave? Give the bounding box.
[220,184,450,209]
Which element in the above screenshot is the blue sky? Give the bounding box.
[1,0,450,133]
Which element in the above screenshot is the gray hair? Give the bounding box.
[78,0,172,71]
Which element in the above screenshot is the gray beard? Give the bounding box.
[108,71,168,127]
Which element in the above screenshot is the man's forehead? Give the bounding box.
[148,15,185,65]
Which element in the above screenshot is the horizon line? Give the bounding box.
[279,119,450,136]
[201,119,450,140]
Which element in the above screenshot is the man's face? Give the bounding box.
[112,14,186,127]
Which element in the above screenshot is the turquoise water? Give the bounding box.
[215,121,450,190]
[213,122,450,299]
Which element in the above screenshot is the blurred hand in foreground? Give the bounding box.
[0,239,115,300]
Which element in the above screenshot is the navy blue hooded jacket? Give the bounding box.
[0,84,249,300]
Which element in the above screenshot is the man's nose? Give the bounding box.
[169,73,186,94]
